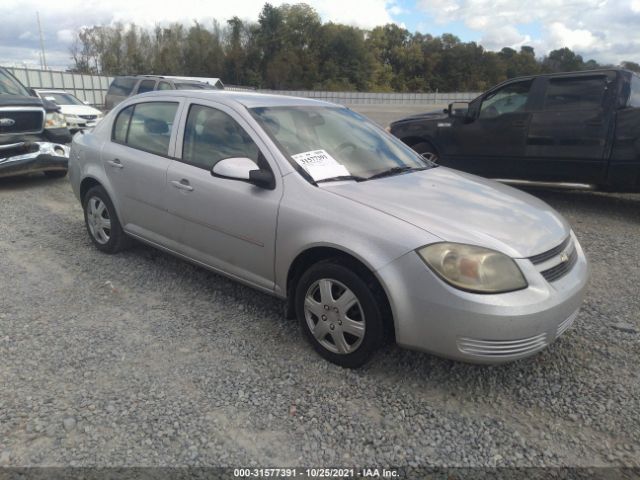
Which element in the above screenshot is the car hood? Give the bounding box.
[391,109,448,125]
[323,167,570,258]
[59,105,102,116]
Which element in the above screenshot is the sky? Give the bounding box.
[1,0,639,70]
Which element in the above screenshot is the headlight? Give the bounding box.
[418,242,527,293]
[64,115,82,125]
[45,112,67,129]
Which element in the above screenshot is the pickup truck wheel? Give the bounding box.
[83,185,130,253]
[44,170,67,179]
[412,141,439,164]
[295,261,384,368]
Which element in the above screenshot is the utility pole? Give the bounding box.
[36,11,47,70]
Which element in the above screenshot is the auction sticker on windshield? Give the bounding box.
[291,149,350,181]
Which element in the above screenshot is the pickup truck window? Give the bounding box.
[544,77,605,111]
[479,81,532,119]
[628,75,640,108]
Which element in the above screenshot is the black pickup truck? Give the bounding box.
[0,66,71,178]
[389,69,640,192]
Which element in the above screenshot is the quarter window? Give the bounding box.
[112,102,178,156]
[136,80,156,94]
[479,81,532,119]
[182,105,260,170]
[158,81,172,91]
[112,105,134,143]
[544,77,606,111]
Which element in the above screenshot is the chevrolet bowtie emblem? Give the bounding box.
[560,252,569,263]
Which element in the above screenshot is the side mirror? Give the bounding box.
[448,101,470,119]
[212,157,275,189]
[29,88,38,97]
[83,100,90,105]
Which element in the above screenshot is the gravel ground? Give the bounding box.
[0,173,639,470]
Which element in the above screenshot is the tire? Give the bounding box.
[82,185,130,253]
[295,260,385,368]
[44,170,67,179]
[411,141,439,164]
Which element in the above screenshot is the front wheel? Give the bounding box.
[295,261,385,368]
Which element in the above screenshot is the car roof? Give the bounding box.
[134,89,338,109]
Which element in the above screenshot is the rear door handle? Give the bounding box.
[107,159,123,169]
[170,179,194,191]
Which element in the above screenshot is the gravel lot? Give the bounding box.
[0,167,639,469]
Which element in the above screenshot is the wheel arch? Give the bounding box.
[285,246,395,341]
[80,176,103,202]
[400,135,440,154]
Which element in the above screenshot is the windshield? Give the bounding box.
[251,106,429,182]
[0,69,31,96]
[41,92,84,105]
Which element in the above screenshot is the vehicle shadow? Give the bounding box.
[0,173,65,190]
[520,187,640,224]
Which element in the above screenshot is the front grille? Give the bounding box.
[528,236,577,283]
[457,332,548,358]
[529,236,571,265]
[79,114,97,120]
[556,309,579,338]
[540,246,578,282]
[0,109,45,135]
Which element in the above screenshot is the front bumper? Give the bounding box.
[0,141,70,178]
[376,232,589,364]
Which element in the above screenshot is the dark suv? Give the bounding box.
[0,67,71,179]
[105,76,224,111]
[389,69,640,192]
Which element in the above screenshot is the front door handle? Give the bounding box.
[107,159,123,169]
[170,179,194,191]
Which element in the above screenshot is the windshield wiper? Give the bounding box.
[364,165,427,181]
[316,175,367,183]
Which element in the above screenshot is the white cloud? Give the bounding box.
[416,0,640,64]
[546,22,598,51]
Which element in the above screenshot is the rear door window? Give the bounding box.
[113,102,178,156]
[136,80,156,94]
[157,81,172,90]
[543,77,606,111]
[107,77,137,97]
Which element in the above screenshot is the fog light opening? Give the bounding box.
[53,146,65,156]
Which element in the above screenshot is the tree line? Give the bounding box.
[70,2,640,92]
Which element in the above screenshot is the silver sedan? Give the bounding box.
[68,90,589,368]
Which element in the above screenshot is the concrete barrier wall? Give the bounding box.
[2,66,481,108]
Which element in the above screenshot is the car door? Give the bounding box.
[103,99,183,243]
[441,79,534,178]
[165,101,282,291]
[524,73,615,183]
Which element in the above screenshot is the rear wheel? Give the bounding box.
[295,260,385,368]
[411,141,439,164]
[83,185,130,253]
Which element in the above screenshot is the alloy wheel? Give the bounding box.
[86,196,111,245]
